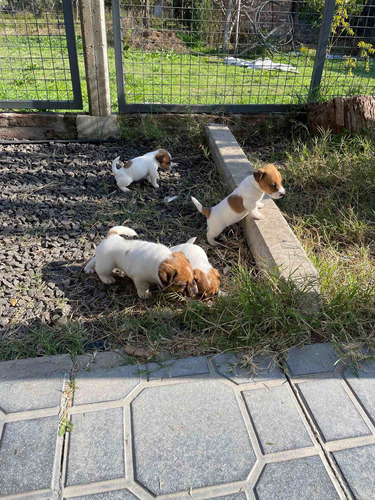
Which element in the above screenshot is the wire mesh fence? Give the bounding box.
[0,0,82,109]
[112,0,375,111]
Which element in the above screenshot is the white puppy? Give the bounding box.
[170,237,221,297]
[191,164,285,245]
[112,149,172,192]
[84,226,198,299]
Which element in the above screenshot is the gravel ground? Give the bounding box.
[0,141,250,348]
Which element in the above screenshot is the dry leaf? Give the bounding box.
[10,298,17,307]
[124,345,154,358]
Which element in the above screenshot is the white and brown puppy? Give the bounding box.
[191,164,284,246]
[84,226,198,299]
[112,149,172,192]
[170,237,221,298]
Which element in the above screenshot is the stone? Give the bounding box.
[147,356,209,380]
[344,360,375,424]
[65,408,125,486]
[333,444,375,499]
[131,380,256,495]
[68,491,139,500]
[255,456,339,499]
[0,354,72,413]
[243,384,313,453]
[209,494,247,499]
[287,343,339,376]
[297,379,371,441]
[74,364,140,406]
[213,352,284,385]
[0,416,59,495]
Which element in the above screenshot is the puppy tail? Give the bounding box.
[186,237,197,244]
[191,196,211,219]
[106,226,138,238]
[112,156,121,175]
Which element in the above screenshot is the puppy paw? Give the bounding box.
[120,186,131,193]
[138,290,152,300]
[84,266,95,274]
[251,212,264,220]
[257,201,265,209]
[99,275,116,284]
[152,184,159,189]
[208,239,219,246]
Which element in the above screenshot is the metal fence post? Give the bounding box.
[112,0,126,112]
[309,0,336,101]
[79,0,111,116]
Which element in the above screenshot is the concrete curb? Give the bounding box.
[205,123,320,303]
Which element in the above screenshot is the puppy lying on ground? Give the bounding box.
[84,226,198,299]
[112,149,172,192]
[170,237,221,298]
[191,164,284,245]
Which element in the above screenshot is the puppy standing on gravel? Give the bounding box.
[84,226,198,299]
[191,164,285,245]
[170,237,221,298]
[112,149,172,192]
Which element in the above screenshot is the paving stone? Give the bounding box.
[0,354,71,413]
[74,364,140,405]
[66,408,124,486]
[147,356,209,380]
[131,380,256,495]
[243,384,313,453]
[255,456,339,499]
[75,351,131,371]
[0,375,65,413]
[345,363,375,425]
[333,444,375,499]
[298,379,371,441]
[0,416,58,495]
[209,494,247,499]
[0,354,72,380]
[287,343,339,376]
[213,353,284,385]
[68,491,139,500]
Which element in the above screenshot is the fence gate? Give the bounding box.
[112,0,375,113]
[0,0,82,110]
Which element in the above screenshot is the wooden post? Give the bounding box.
[79,0,111,116]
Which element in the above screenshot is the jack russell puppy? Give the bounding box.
[191,164,285,245]
[170,237,220,297]
[112,149,172,192]
[84,226,198,299]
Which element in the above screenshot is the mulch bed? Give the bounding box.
[0,141,251,347]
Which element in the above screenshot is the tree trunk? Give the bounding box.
[307,95,375,134]
[143,0,150,28]
[222,0,233,51]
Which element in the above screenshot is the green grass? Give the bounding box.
[1,32,375,111]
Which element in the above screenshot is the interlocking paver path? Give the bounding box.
[0,344,375,499]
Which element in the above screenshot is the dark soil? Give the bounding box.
[127,26,188,53]
[0,141,250,350]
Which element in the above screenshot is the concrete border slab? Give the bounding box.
[205,124,319,305]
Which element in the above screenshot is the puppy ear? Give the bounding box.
[159,266,177,286]
[193,269,202,281]
[253,168,265,182]
[155,151,164,164]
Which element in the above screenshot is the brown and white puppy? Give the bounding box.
[112,149,173,192]
[191,164,284,245]
[84,226,198,299]
[170,237,221,298]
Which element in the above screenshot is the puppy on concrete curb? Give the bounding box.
[84,226,198,299]
[112,149,173,192]
[170,237,221,298]
[191,164,284,245]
